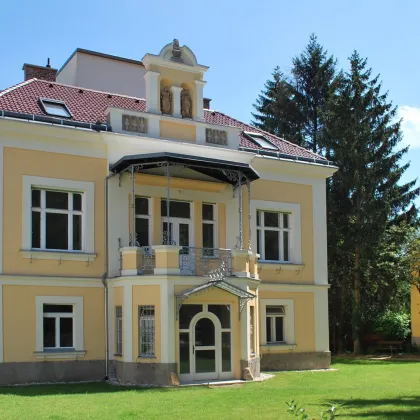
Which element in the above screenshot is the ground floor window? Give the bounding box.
[266,306,285,343]
[35,296,84,353]
[115,306,123,356]
[43,304,74,348]
[139,305,155,357]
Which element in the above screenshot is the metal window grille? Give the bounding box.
[116,306,123,356]
[139,305,155,357]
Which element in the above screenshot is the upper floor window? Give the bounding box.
[135,197,150,246]
[31,189,83,251]
[257,210,290,261]
[39,98,72,118]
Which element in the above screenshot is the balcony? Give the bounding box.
[120,246,258,278]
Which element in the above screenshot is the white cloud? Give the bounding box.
[398,105,420,149]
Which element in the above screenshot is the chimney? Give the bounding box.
[23,58,57,82]
[203,97,212,110]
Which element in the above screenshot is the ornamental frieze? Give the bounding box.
[122,115,147,133]
[205,128,228,145]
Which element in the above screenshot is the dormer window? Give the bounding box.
[39,98,72,118]
[244,131,278,150]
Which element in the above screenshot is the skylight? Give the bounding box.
[244,131,278,150]
[39,98,71,118]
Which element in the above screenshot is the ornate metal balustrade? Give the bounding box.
[179,247,232,276]
[138,246,155,274]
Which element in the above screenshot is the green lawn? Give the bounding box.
[0,358,419,419]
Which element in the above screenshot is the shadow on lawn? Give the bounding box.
[0,382,175,397]
[333,396,420,419]
[332,357,420,366]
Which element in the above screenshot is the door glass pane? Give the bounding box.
[202,223,214,248]
[59,318,73,347]
[283,213,289,229]
[264,211,279,227]
[208,305,230,328]
[264,230,279,260]
[161,200,190,218]
[46,213,68,250]
[43,317,56,347]
[195,350,215,373]
[32,211,41,248]
[46,191,68,210]
[73,194,82,211]
[135,197,149,215]
[275,317,284,342]
[222,332,231,372]
[179,332,190,374]
[195,318,215,346]
[179,224,190,247]
[73,215,82,250]
[32,189,41,207]
[135,218,149,246]
[202,204,214,221]
[179,304,202,329]
[266,317,272,343]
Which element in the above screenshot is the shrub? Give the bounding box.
[375,310,411,340]
[286,400,341,419]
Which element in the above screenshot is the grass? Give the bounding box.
[0,358,419,419]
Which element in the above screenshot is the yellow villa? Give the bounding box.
[0,40,337,385]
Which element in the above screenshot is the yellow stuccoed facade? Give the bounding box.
[0,40,336,386]
[411,285,420,346]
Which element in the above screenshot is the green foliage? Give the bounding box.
[286,400,341,419]
[375,310,411,340]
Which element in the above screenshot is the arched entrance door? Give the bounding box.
[190,313,221,381]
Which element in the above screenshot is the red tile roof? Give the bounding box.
[0,79,325,161]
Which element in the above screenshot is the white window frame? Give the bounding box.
[31,189,83,251]
[251,200,301,264]
[43,305,75,349]
[260,299,295,346]
[35,296,84,353]
[202,203,218,250]
[135,196,151,246]
[266,306,285,343]
[22,176,95,258]
[257,210,291,262]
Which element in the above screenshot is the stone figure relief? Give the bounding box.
[172,39,182,59]
[161,86,172,115]
[122,115,147,133]
[181,88,192,119]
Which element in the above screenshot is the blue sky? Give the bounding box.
[1,0,419,203]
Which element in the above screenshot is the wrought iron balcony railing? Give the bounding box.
[179,247,232,276]
[138,246,155,274]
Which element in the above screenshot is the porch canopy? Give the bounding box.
[176,279,256,320]
[110,152,259,250]
[109,152,260,184]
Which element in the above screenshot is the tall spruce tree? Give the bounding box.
[325,51,419,353]
[252,67,304,146]
[291,33,337,153]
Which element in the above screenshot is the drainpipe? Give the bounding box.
[102,171,118,380]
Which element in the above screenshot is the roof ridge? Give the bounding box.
[0,78,36,98]
[33,79,147,102]
[208,110,325,160]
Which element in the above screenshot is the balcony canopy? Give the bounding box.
[109,152,260,184]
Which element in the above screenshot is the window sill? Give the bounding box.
[261,343,296,351]
[22,250,96,262]
[259,261,304,271]
[34,350,86,360]
[137,355,156,360]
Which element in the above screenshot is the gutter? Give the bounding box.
[101,172,118,380]
[0,110,111,132]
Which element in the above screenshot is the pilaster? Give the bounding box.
[123,284,133,362]
[171,86,182,118]
[194,80,206,121]
[144,71,160,113]
[314,288,329,352]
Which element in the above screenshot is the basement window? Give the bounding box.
[39,98,72,118]
[244,131,278,150]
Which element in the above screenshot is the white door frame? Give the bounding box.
[162,217,194,247]
[190,311,221,381]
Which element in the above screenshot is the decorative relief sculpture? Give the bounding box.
[172,39,182,60]
[181,88,192,119]
[206,128,228,145]
[161,86,172,115]
[122,115,147,133]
